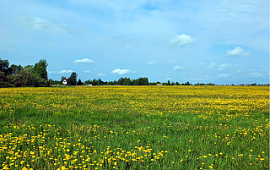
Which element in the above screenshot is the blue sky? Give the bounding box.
[0,0,269,84]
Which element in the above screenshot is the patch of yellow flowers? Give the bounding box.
[0,86,268,115]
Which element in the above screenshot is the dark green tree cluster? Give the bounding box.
[67,72,78,85]
[0,58,49,87]
[84,77,149,86]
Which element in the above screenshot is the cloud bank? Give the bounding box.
[227,47,250,56]
[110,69,136,75]
[170,34,194,46]
[74,58,94,63]
[59,70,74,74]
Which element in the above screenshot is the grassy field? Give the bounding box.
[0,86,269,170]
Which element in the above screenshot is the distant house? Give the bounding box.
[157,84,163,86]
[62,79,68,85]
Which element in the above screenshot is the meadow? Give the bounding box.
[0,86,269,170]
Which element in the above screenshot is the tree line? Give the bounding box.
[2,58,266,87]
[0,58,49,87]
[0,58,197,87]
[83,77,149,86]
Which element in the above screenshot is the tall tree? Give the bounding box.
[32,59,49,86]
[20,65,33,86]
[68,72,77,85]
[0,58,9,75]
[34,59,48,79]
[77,78,83,85]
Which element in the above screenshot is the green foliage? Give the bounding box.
[68,72,77,85]
[0,58,9,74]
[33,59,48,86]
[0,58,49,87]
[84,77,149,86]
[7,64,22,75]
[77,78,83,85]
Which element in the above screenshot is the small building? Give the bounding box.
[157,84,163,86]
[62,79,68,85]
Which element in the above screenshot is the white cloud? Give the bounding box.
[110,69,136,75]
[170,34,194,46]
[18,16,73,34]
[59,70,74,74]
[217,74,229,78]
[147,61,155,65]
[98,73,106,76]
[74,58,94,63]
[48,71,55,74]
[246,72,264,78]
[207,62,217,69]
[173,65,182,70]
[227,47,250,56]
[218,63,231,70]
[227,47,243,56]
[84,70,91,73]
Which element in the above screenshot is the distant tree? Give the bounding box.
[68,72,77,85]
[118,77,125,85]
[0,71,7,87]
[84,79,91,85]
[33,59,48,86]
[149,82,157,85]
[77,78,83,85]
[167,80,171,85]
[184,81,190,85]
[8,64,22,75]
[92,79,97,85]
[0,58,50,87]
[49,79,61,85]
[123,78,132,85]
[0,58,9,74]
[34,59,48,79]
[176,82,179,85]
[98,78,103,85]
[20,65,34,86]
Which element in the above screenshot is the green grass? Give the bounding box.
[0,86,269,170]
[0,109,268,169]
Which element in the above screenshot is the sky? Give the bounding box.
[0,0,269,84]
